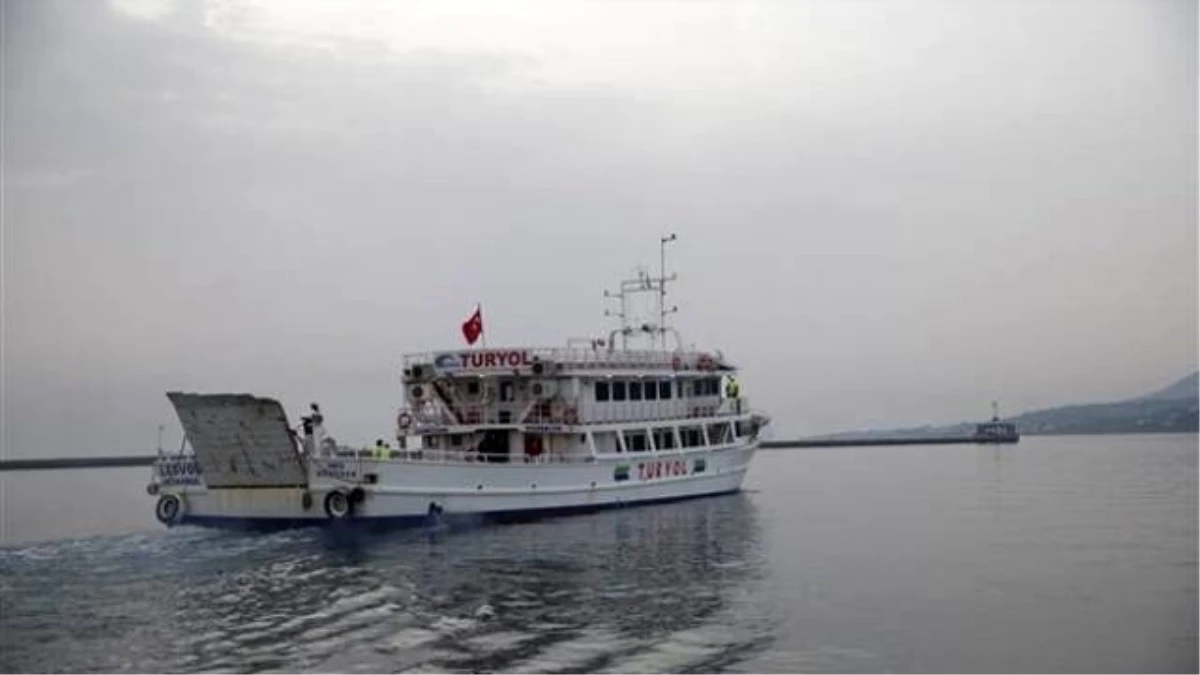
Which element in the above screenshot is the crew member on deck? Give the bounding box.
[725,377,741,413]
[375,439,390,459]
[300,414,315,455]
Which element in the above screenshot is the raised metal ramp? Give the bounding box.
[167,392,308,488]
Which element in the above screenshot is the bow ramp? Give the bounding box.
[167,392,308,488]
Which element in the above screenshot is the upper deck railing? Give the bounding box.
[402,347,733,373]
[400,397,751,432]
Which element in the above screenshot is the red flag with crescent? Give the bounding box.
[462,305,483,345]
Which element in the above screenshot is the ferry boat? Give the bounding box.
[974,401,1020,443]
[147,240,770,529]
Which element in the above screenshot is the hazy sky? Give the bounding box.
[2,0,1196,456]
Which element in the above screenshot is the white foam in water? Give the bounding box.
[598,625,737,673]
[501,627,627,674]
[295,602,398,643]
[460,630,538,652]
[388,662,458,672]
[383,627,443,651]
[431,615,478,634]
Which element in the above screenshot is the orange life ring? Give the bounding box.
[671,355,682,370]
[397,411,413,429]
[697,354,714,371]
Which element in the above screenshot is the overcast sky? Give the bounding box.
[2,0,1196,456]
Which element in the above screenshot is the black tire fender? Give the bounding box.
[324,490,352,519]
[155,494,183,526]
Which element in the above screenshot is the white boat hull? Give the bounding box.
[153,445,756,528]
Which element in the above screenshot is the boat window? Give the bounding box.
[629,381,642,401]
[612,380,627,401]
[625,430,649,453]
[499,380,515,402]
[659,380,672,400]
[680,426,704,448]
[450,434,463,447]
[653,428,676,450]
[707,423,731,445]
[676,380,684,398]
[594,431,619,454]
[466,380,480,396]
[426,435,440,449]
[644,380,658,400]
[595,381,610,402]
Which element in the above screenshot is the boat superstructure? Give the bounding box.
[974,401,1020,443]
[147,240,769,529]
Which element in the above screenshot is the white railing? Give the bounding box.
[370,448,594,465]
[400,396,751,431]
[404,401,566,428]
[403,346,730,372]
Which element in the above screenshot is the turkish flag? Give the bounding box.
[462,305,483,345]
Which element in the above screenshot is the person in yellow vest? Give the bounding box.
[725,377,741,413]
[374,438,391,459]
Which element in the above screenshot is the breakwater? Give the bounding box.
[0,435,1016,471]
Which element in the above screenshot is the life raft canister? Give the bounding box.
[155,494,183,526]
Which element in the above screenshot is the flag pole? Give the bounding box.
[479,301,487,348]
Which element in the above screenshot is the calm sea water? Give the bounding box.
[1,434,1196,673]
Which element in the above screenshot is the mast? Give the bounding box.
[604,236,680,351]
[659,234,677,350]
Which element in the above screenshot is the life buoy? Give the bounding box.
[563,406,579,425]
[697,354,714,371]
[155,494,182,526]
[671,355,682,370]
[324,490,352,519]
[397,411,413,430]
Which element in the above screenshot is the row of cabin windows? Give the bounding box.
[594,377,722,403]
[615,423,734,453]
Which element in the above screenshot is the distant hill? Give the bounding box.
[1138,372,1199,401]
[819,371,1199,439]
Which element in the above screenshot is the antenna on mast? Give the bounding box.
[659,234,678,350]
[602,287,628,349]
[602,235,681,351]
